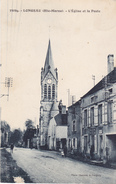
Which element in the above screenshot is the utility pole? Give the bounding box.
[5,77,13,101]
[0,77,13,100]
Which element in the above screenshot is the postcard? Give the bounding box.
[1,0,116,183]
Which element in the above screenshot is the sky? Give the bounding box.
[1,0,116,130]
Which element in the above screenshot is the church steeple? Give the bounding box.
[43,40,56,79]
[39,40,59,148]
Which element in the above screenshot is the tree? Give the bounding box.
[9,129,23,146]
[25,119,35,129]
[23,119,36,148]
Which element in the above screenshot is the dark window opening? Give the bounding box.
[84,109,87,127]
[48,85,51,99]
[90,107,94,126]
[98,104,102,125]
[44,84,47,99]
[52,84,55,99]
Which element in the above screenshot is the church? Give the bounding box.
[39,40,59,149]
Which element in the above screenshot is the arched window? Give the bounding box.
[52,84,55,99]
[48,85,51,99]
[44,84,47,99]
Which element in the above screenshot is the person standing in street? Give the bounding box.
[64,145,67,157]
[10,143,14,153]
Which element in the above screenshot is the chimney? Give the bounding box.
[107,55,114,74]
[72,95,76,104]
[68,89,72,107]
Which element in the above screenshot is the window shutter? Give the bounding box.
[94,135,97,153]
[75,138,77,149]
[82,110,84,128]
[82,136,84,151]
[88,108,90,127]
[94,106,98,126]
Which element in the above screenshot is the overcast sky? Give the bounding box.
[1,0,116,130]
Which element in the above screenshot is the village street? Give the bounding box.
[6,147,116,184]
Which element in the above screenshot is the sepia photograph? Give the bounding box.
[0,0,116,183]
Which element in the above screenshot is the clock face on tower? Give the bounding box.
[47,79,52,84]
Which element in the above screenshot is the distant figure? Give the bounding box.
[71,146,74,155]
[10,143,14,153]
[64,145,67,157]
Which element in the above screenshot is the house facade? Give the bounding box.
[67,101,81,154]
[0,121,10,147]
[48,117,56,150]
[48,105,67,151]
[81,67,116,161]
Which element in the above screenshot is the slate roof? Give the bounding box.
[68,100,81,108]
[82,67,116,98]
[43,40,56,79]
[68,67,116,108]
[54,113,67,126]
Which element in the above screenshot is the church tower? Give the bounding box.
[39,40,59,148]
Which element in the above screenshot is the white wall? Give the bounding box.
[48,118,56,137]
[56,126,67,139]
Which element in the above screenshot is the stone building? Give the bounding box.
[67,100,81,154]
[81,64,116,162]
[39,40,59,148]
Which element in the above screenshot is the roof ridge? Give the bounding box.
[81,67,116,98]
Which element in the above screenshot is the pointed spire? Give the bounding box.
[43,40,56,78]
